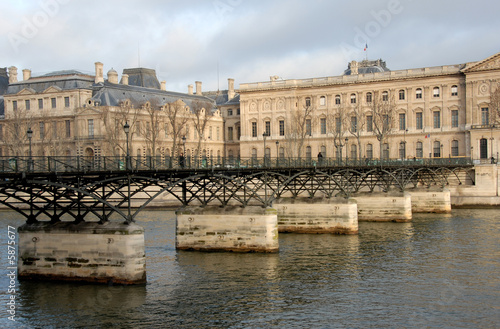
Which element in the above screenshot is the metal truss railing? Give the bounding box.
[0,156,473,174]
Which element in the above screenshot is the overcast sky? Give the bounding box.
[2,0,500,93]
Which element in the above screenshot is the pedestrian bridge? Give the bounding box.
[0,156,474,224]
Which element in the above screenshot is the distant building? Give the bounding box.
[237,52,500,162]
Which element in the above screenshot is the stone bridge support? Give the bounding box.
[176,206,279,252]
[273,197,358,234]
[408,188,451,213]
[18,222,146,285]
[351,191,412,222]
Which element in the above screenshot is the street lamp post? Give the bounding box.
[263,133,267,166]
[123,122,132,224]
[27,128,33,171]
[404,128,408,160]
[345,137,349,164]
[275,141,279,166]
[181,136,186,168]
[124,122,130,170]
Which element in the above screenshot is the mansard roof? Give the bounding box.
[90,81,216,110]
[120,68,161,89]
[204,90,240,107]
[6,71,94,95]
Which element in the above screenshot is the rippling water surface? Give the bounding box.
[0,209,498,328]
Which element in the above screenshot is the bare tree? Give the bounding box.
[283,102,315,158]
[139,99,164,158]
[347,104,365,160]
[100,101,139,156]
[165,99,190,157]
[190,100,213,159]
[326,105,349,161]
[371,92,397,159]
[2,105,34,156]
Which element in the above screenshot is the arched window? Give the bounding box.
[433,87,440,98]
[321,145,327,157]
[351,144,357,160]
[382,91,389,102]
[451,85,458,96]
[279,147,285,159]
[350,93,356,104]
[306,146,312,160]
[399,89,405,100]
[335,95,341,105]
[366,92,372,103]
[305,97,311,107]
[433,141,441,157]
[251,148,257,159]
[319,96,326,106]
[416,88,423,99]
[366,144,373,159]
[382,143,389,160]
[416,142,423,158]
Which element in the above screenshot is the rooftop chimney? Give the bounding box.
[188,84,193,95]
[107,69,118,84]
[195,81,202,95]
[8,66,18,84]
[228,78,235,100]
[94,62,104,83]
[161,80,166,91]
[22,69,31,81]
[121,74,129,85]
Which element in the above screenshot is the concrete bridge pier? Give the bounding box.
[274,197,358,234]
[408,188,451,213]
[18,222,146,285]
[351,191,412,222]
[176,206,279,252]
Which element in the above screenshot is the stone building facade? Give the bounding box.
[237,52,500,162]
[0,62,224,165]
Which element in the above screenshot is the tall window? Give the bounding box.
[416,142,423,158]
[416,88,422,99]
[279,147,284,158]
[251,122,257,137]
[366,115,373,132]
[382,143,389,160]
[366,144,373,159]
[305,119,312,136]
[451,85,458,96]
[481,108,489,125]
[279,120,285,136]
[335,95,341,105]
[433,141,441,157]
[65,120,71,138]
[350,93,356,104]
[38,99,43,109]
[265,121,271,136]
[251,148,257,160]
[88,119,94,138]
[321,145,327,157]
[39,122,45,139]
[399,142,406,159]
[305,97,311,107]
[433,111,441,128]
[306,146,312,160]
[12,101,17,111]
[64,96,70,108]
[25,100,30,110]
[433,87,440,98]
[320,96,326,106]
[350,116,357,133]
[335,117,341,133]
[451,110,459,128]
[351,144,357,160]
[399,89,405,100]
[320,118,326,134]
[451,140,459,157]
[382,91,389,102]
[366,92,372,103]
[416,112,423,130]
[228,127,233,141]
[0,124,3,141]
[399,113,406,130]
[51,97,57,108]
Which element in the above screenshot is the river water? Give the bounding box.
[0,208,498,328]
